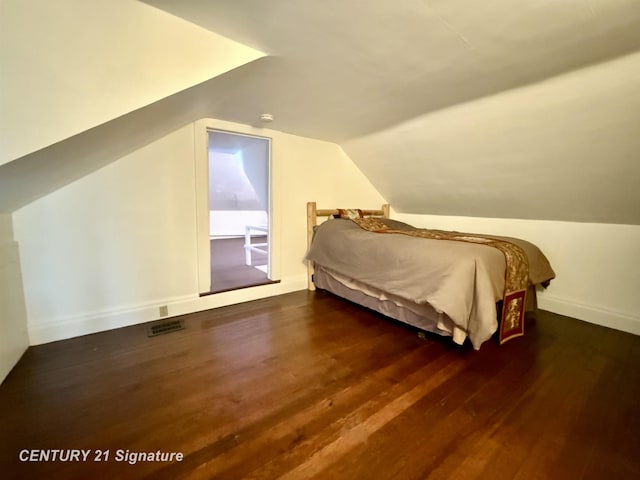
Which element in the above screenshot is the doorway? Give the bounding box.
[207,130,272,293]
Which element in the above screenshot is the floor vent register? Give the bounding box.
[147,319,185,337]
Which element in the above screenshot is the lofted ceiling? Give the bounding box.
[145,0,640,143]
[2,0,640,223]
[144,0,640,224]
[0,0,264,167]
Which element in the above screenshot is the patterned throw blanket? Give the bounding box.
[352,217,530,345]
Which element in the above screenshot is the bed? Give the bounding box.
[305,202,555,349]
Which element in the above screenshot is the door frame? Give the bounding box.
[194,119,274,294]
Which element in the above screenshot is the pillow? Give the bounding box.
[335,208,364,219]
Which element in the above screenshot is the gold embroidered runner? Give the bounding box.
[352,217,530,344]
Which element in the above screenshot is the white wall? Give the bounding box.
[13,120,385,345]
[14,125,199,343]
[10,115,639,347]
[210,211,268,237]
[241,140,270,212]
[0,214,29,383]
[396,213,640,335]
[0,215,12,245]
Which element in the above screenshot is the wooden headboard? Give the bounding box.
[306,201,390,291]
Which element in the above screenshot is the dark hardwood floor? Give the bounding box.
[1,290,638,479]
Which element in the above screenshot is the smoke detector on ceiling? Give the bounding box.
[259,113,274,123]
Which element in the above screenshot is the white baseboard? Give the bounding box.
[537,292,640,336]
[27,275,308,346]
[27,294,195,346]
[26,280,640,346]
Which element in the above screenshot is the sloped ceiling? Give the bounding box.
[0,61,269,212]
[0,0,265,212]
[0,0,264,166]
[344,52,640,224]
[2,0,640,224]
[144,0,640,225]
[146,0,640,142]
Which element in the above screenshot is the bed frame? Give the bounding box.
[306,201,390,291]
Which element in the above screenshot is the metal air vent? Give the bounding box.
[147,319,185,337]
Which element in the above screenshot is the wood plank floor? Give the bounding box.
[1,290,638,480]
